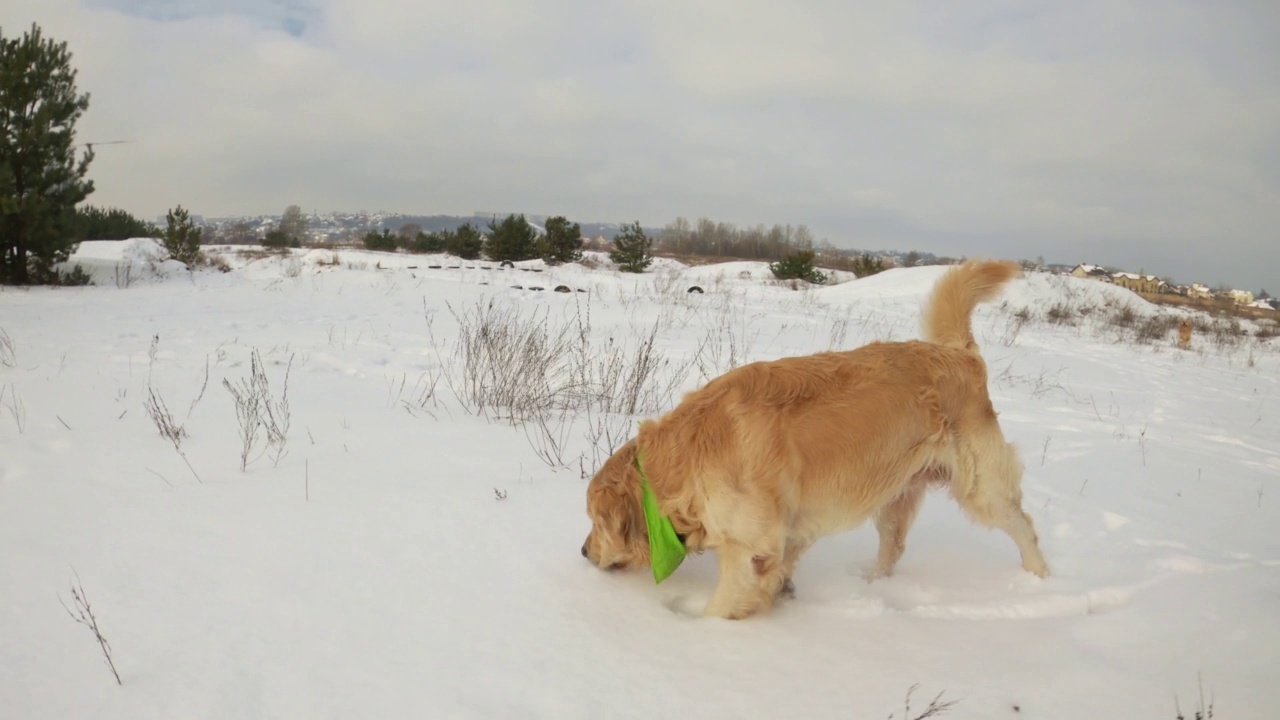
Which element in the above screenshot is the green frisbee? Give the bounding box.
[635,448,686,583]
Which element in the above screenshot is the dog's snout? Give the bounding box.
[581,543,588,558]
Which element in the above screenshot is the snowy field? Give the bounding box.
[2,239,1278,719]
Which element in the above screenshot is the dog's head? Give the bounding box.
[581,439,651,572]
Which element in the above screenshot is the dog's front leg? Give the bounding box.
[703,543,767,619]
[704,542,788,619]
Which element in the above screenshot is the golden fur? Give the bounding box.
[581,259,1049,619]
[1178,319,1193,350]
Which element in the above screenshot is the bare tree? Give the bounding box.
[279,205,309,245]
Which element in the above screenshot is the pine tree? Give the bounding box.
[75,205,159,240]
[609,221,653,273]
[484,213,539,262]
[161,205,203,266]
[446,223,484,259]
[0,23,95,285]
[769,250,826,284]
[539,215,583,265]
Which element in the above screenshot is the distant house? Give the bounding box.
[1187,283,1213,300]
[1156,280,1181,295]
[1070,264,1111,281]
[1111,272,1160,294]
[1226,289,1255,306]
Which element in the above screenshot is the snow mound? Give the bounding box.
[60,238,188,284]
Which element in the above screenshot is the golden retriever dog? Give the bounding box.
[581,259,1049,620]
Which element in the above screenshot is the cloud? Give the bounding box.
[1,0,1276,289]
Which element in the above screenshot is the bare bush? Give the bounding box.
[432,298,578,423]
[1135,315,1178,344]
[59,569,122,686]
[1045,303,1077,325]
[222,349,293,471]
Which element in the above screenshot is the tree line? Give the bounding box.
[0,20,877,286]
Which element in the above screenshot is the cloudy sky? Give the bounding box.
[3,0,1277,290]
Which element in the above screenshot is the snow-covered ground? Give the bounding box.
[2,239,1277,719]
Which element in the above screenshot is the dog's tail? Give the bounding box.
[922,259,1021,350]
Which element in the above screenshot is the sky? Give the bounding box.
[2,0,1277,290]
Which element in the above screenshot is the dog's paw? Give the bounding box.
[862,566,894,583]
[1024,562,1050,579]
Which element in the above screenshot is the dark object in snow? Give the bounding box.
[688,286,704,294]
[529,286,544,291]
[500,260,515,268]
[554,285,571,293]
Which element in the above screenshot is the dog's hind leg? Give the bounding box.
[867,478,928,580]
[953,434,1049,578]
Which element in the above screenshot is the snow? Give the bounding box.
[3,239,1278,718]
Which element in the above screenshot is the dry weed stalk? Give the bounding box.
[58,569,122,686]
[1,382,26,433]
[889,684,959,719]
[0,327,14,367]
[222,349,293,471]
[144,386,202,483]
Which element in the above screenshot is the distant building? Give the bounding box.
[1225,289,1255,306]
[1110,272,1160,294]
[1187,283,1213,300]
[1070,263,1110,281]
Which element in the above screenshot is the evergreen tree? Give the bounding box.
[852,253,887,278]
[75,205,159,240]
[362,228,398,252]
[446,223,484,260]
[539,215,583,265]
[261,228,298,250]
[484,213,539,262]
[769,250,826,284]
[408,231,446,254]
[161,205,202,266]
[609,221,653,273]
[0,23,95,285]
